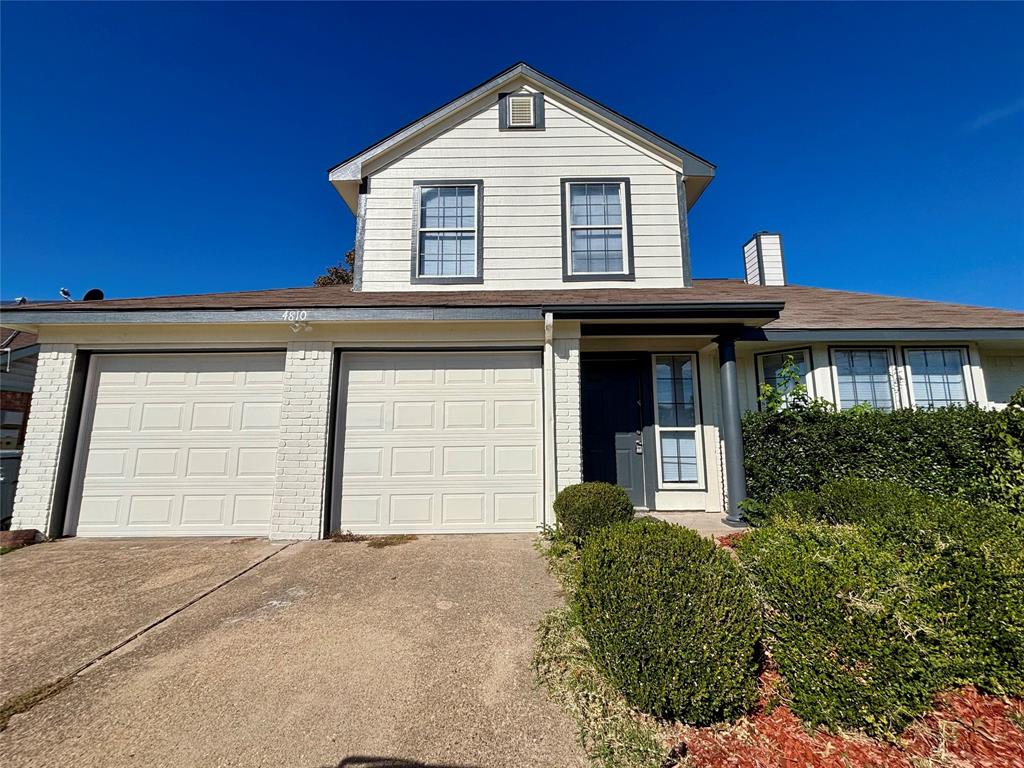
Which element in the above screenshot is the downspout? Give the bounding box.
[543,312,556,527]
[716,333,747,524]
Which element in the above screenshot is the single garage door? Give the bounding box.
[67,353,285,537]
[338,351,544,533]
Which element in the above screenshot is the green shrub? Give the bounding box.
[987,388,1024,512]
[577,519,761,725]
[737,517,954,736]
[763,478,1024,696]
[553,482,634,544]
[741,401,1014,510]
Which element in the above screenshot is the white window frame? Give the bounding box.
[830,346,901,411]
[754,347,814,409]
[562,179,632,278]
[651,354,704,488]
[412,180,483,283]
[902,346,974,408]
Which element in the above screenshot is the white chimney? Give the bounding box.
[743,232,786,286]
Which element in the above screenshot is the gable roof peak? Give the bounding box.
[328,62,715,213]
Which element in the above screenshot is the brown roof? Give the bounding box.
[0,327,38,351]
[3,280,1023,331]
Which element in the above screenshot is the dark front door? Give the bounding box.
[580,356,648,507]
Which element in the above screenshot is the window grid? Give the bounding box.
[757,350,811,407]
[653,355,700,485]
[834,349,894,411]
[567,182,626,275]
[907,348,968,408]
[418,185,478,278]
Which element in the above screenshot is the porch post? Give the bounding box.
[716,334,747,524]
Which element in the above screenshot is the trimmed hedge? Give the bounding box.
[764,478,1024,697]
[737,516,953,737]
[553,482,634,544]
[577,519,761,725]
[741,399,1024,513]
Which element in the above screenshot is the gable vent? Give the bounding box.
[508,95,535,127]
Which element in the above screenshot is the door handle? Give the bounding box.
[635,439,643,455]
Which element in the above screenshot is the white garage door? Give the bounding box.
[338,351,544,533]
[68,353,285,537]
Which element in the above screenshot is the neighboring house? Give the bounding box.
[2,62,1022,540]
[0,327,39,529]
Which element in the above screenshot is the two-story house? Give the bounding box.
[4,62,1023,540]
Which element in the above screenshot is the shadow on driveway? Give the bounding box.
[334,758,480,768]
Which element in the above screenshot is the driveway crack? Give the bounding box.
[0,541,295,731]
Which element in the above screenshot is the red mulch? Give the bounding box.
[716,531,748,551]
[667,670,1024,768]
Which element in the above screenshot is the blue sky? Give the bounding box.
[2,2,1022,308]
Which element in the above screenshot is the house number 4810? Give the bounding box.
[281,310,308,322]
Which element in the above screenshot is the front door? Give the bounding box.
[580,356,648,507]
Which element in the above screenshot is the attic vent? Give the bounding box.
[508,95,535,127]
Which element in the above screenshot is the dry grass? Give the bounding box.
[330,531,418,549]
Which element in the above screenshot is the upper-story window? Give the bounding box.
[561,178,634,281]
[411,180,483,284]
[832,348,897,411]
[905,348,969,408]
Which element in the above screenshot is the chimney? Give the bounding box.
[743,232,786,286]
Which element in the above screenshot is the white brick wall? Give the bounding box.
[269,341,334,540]
[553,333,582,491]
[11,344,77,534]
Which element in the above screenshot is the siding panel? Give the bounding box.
[361,97,684,292]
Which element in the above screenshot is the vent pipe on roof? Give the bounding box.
[743,232,786,286]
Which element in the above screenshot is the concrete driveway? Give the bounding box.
[0,535,584,768]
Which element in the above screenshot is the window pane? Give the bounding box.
[759,351,809,403]
[907,349,967,408]
[571,229,623,274]
[419,232,476,277]
[570,183,621,226]
[421,186,474,228]
[655,356,695,427]
[660,433,697,483]
[835,349,893,411]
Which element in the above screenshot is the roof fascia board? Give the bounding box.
[329,66,524,183]
[329,62,714,186]
[4,308,545,325]
[540,91,683,174]
[521,66,715,178]
[744,328,1024,342]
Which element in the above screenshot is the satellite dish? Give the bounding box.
[82,288,105,302]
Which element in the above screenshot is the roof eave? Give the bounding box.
[327,62,716,213]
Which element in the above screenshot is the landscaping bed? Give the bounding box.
[536,531,1024,768]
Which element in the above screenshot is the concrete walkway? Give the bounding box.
[0,535,584,768]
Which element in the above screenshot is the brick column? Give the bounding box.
[269,341,334,540]
[11,344,77,535]
[553,330,582,492]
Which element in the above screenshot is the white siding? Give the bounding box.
[758,234,785,286]
[360,94,684,291]
[981,352,1024,407]
[743,239,760,285]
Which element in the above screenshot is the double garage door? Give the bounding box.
[67,351,543,537]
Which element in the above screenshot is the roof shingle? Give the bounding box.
[3,280,1022,331]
